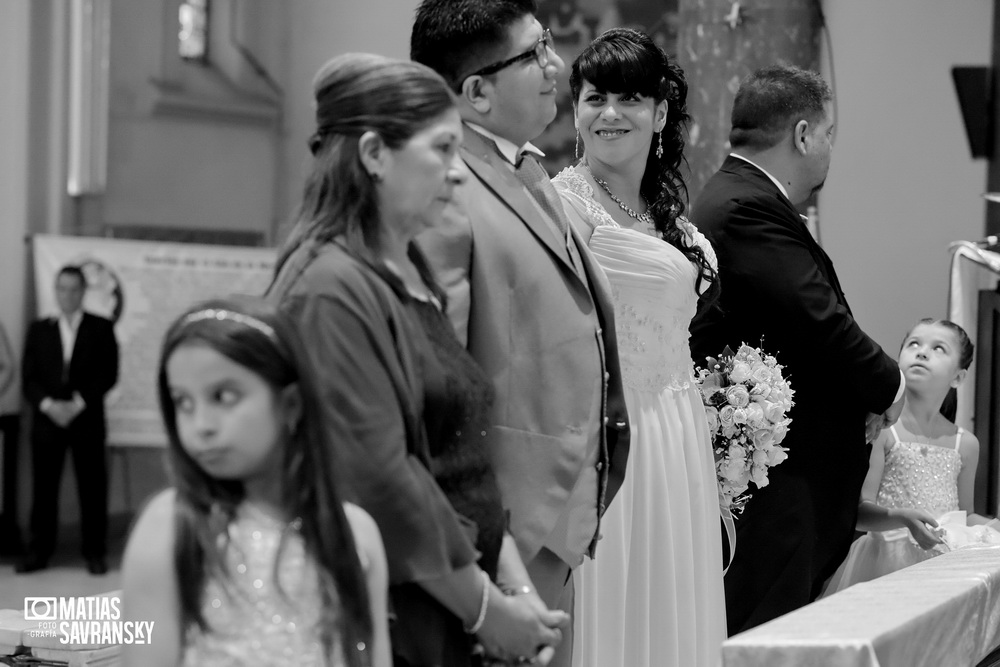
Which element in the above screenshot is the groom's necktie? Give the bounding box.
[513,153,569,238]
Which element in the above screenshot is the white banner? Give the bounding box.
[32,234,276,447]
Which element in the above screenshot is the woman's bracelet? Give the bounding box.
[465,571,491,634]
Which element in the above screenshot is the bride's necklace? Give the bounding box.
[588,168,654,229]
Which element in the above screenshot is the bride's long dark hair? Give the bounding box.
[570,28,719,308]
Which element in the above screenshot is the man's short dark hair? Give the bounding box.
[56,265,86,287]
[411,0,537,90]
[729,65,832,152]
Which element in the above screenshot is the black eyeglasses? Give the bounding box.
[469,28,554,78]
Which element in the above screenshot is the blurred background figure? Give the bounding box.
[17,265,119,576]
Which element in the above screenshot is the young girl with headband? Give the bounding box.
[121,297,390,667]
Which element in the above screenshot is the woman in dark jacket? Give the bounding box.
[267,53,566,667]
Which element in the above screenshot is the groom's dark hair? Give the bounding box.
[411,0,537,91]
[729,65,832,152]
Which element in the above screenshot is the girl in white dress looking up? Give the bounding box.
[827,318,999,593]
[121,297,391,667]
[552,27,727,667]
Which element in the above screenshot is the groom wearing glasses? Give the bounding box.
[412,2,630,664]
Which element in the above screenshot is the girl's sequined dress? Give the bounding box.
[181,502,349,666]
[826,425,962,593]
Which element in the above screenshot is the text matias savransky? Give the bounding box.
[24,596,154,645]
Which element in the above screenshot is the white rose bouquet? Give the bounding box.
[696,344,794,515]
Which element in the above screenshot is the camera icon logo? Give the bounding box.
[24,597,57,621]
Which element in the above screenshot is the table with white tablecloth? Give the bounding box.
[722,547,1000,667]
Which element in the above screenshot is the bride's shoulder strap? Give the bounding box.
[552,167,618,231]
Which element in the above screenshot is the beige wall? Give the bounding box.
[279,0,420,234]
[103,0,283,238]
[819,0,992,352]
[0,1,31,357]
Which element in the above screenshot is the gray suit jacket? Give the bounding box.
[417,127,630,563]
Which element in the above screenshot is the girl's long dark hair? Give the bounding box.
[275,52,456,274]
[570,28,720,308]
[157,297,372,667]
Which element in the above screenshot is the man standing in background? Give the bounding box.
[17,265,118,575]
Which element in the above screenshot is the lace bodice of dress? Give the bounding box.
[553,167,716,394]
[182,503,344,667]
[876,430,962,518]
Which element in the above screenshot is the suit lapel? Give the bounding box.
[461,130,576,272]
[71,314,89,366]
[723,156,850,309]
[48,318,66,382]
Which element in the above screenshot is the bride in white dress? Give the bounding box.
[552,29,727,667]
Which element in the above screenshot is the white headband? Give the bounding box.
[180,308,278,343]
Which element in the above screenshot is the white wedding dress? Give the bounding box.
[553,168,727,667]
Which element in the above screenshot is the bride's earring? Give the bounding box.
[656,130,664,159]
[575,129,581,160]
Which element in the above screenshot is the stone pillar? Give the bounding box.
[677,0,822,205]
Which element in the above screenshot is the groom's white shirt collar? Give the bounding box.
[730,153,789,201]
[465,122,545,165]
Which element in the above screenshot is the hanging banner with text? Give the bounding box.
[32,234,276,447]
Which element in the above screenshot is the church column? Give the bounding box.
[677,0,823,205]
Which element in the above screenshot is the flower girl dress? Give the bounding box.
[554,168,726,667]
[182,502,347,666]
[827,425,964,593]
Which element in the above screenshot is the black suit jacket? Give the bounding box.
[690,155,899,598]
[22,312,119,441]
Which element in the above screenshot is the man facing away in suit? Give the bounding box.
[17,265,119,575]
[690,65,905,633]
[412,2,630,663]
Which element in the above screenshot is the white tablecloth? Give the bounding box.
[722,547,1000,667]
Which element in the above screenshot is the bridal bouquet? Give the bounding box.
[695,344,794,514]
